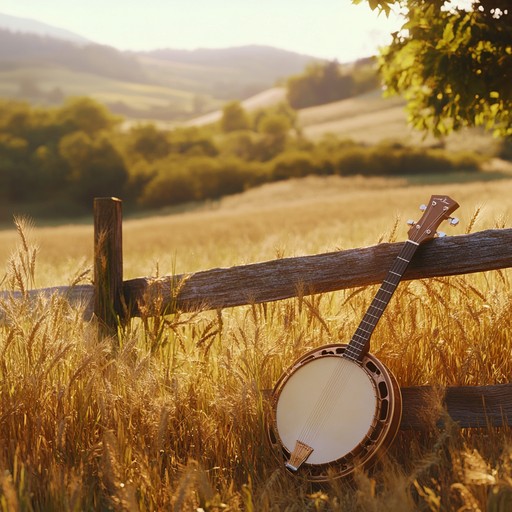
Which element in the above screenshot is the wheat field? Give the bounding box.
[1,174,512,511]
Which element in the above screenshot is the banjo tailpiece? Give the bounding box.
[285,440,314,472]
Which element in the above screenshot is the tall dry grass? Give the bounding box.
[1,176,512,510]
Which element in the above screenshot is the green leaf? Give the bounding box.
[377,0,512,137]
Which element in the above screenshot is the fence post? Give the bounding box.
[94,197,123,337]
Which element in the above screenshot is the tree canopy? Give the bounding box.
[356,0,512,137]
[0,95,486,220]
[286,61,355,109]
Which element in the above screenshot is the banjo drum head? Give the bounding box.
[275,355,378,466]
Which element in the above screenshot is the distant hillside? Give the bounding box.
[297,89,498,154]
[183,84,498,154]
[0,29,146,83]
[184,87,288,127]
[0,12,90,44]
[139,45,319,99]
[0,15,320,121]
[298,90,409,143]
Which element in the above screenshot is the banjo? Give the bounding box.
[268,195,459,481]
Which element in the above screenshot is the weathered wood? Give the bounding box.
[262,383,512,430]
[2,228,511,321]
[94,197,123,335]
[0,285,94,324]
[400,383,512,429]
[123,228,512,316]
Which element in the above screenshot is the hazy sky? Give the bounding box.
[1,1,403,62]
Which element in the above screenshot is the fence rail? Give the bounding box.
[123,227,512,316]
[400,383,512,429]
[1,197,512,430]
[4,227,512,320]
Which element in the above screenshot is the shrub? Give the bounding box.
[169,127,218,157]
[59,132,129,206]
[220,131,257,160]
[187,156,263,199]
[330,144,482,177]
[214,157,256,195]
[138,156,264,209]
[271,151,317,180]
[220,101,250,133]
[332,147,370,175]
[138,160,196,208]
[498,137,512,160]
[446,151,482,171]
[126,123,171,162]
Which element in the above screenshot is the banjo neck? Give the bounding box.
[343,240,419,362]
[344,194,460,363]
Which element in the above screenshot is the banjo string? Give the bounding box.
[295,355,357,447]
[285,203,452,461]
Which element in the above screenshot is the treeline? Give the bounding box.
[0,96,483,220]
[286,58,380,109]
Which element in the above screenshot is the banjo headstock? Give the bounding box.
[407,195,459,244]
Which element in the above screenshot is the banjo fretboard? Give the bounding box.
[343,239,419,362]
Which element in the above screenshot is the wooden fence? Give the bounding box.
[2,197,512,430]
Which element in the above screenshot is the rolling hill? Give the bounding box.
[298,89,411,143]
[296,90,498,153]
[183,84,498,154]
[2,11,494,151]
[138,45,317,100]
[183,87,406,139]
[0,13,319,121]
[184,86,288,127]
[0,12,91,44]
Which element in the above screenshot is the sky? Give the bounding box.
[0,0,404,62]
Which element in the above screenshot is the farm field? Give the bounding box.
[1,173,510,282]
[185,87,501,155]
[1,174,512,510]
[0,63,221,121]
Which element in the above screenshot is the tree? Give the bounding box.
[256,114,291,160]
[56,97,120,136]
[126,124,171,162]
[355,0,512,136]
[253,102,299,135]
[0,134,30,201]
[169,127,218,156]
[286,61,354,109]
[59,132,128,205]
[220,101,250,133]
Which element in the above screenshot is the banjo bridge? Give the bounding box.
[285,440,314,472]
